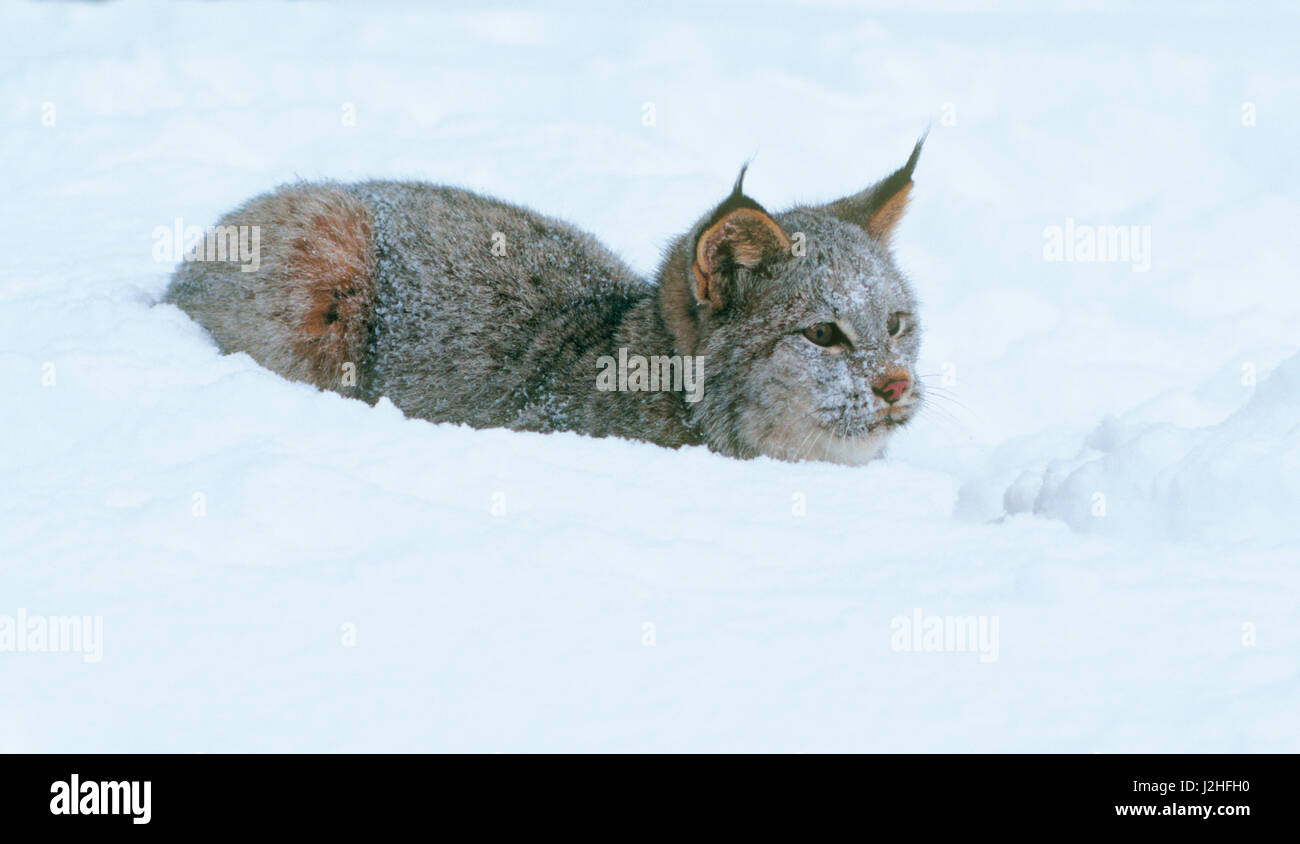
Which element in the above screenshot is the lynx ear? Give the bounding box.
[824,134,926,244]
[692,169,790,309]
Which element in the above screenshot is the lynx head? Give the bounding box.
[658,137,926,465]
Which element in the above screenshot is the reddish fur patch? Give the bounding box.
[866,180,912,244]
[286,192,376,389]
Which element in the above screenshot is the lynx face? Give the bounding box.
[694,213,922,464]
[672,137,926,465]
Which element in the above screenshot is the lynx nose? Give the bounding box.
[872,374,911,405]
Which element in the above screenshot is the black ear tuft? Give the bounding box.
[872,132,925,210]
[824,132,927,243]
[731,161,751,197]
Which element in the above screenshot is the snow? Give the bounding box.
[2,0,1297,751]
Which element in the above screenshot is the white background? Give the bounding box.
[1,0,1296,750]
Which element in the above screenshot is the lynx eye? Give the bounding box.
[802,323,846,348]
[887,312,910,337]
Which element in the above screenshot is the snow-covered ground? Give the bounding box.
[2,0,1297,751]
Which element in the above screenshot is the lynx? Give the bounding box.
[163,137,927,465]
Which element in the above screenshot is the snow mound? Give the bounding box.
[959,354,1300,545]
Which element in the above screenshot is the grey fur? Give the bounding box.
[162,141,926,464]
